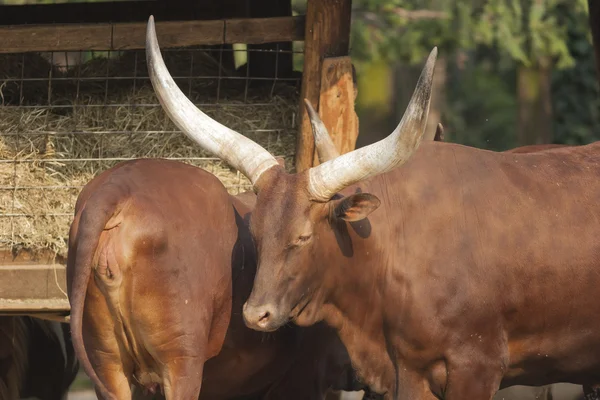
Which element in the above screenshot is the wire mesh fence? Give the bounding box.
[0,44,302,256]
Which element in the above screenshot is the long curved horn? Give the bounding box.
[303,99,340,163]
[145,16,279,187]
[307,48,437,201]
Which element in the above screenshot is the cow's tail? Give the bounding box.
[68,190,123,400]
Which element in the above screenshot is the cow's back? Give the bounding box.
[350,141,600,387]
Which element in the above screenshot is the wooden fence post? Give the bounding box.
[295,0,353,172]
[313,56,358,166]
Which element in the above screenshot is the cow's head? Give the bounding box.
[146,16,436,331]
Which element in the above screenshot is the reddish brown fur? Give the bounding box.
[67,158,374,400]
[505,144,568,153]
[243,140,600,400]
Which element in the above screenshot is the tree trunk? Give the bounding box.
[588,0,600,84]
[517,59,553,146]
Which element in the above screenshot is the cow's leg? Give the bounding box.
[94,369,132,400]
[162,357,204,400]
[442,359,502,400]
[84,284,135,400]
[395,366,439,400]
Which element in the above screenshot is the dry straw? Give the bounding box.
[0,49,298,258]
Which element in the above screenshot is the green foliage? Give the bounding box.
[445,56,518,150]
[351,0,453,65]
[349,0,598,149]
[472,0,588,68]
[350,0,589,69]
[551,2,600,144]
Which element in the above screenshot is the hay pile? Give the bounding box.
[0,49,299,258]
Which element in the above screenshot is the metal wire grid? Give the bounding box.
[0,44,303,252]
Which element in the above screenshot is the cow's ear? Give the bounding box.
[333,193,381,222]
[275,157,286,167]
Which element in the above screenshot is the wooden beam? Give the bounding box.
[24,313,70,324]
[0,16,306,54]
[296,0,352,172]
[313,57,358,166]
[0,299,69,313]
[227,16,304,45]
[0,264,67,302]
[2,24,113,54]
[0,263,70,318]
[0,248,65,266]
[112,20,224,49]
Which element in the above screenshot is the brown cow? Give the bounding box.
[307,107,584,400]
[66,154,381,400]
[147,16,600,400]
[67,157,376,400]
[0,317,78,400]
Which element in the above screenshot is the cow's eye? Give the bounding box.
[292,234,312,247]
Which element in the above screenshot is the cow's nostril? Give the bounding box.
[258,311,271,322]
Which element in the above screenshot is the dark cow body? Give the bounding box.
[67,158,373,400]
[0,317,78,400]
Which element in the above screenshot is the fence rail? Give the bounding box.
[1,16,306,53]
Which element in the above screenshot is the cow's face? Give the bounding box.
[145,16,435,331]
[244,170,325,331]
[243,168,381,331]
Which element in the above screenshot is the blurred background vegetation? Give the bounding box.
[2,0,599,151]
[294,0,599,150]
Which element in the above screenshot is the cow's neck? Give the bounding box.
[318,217,396,395]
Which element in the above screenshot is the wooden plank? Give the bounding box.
[112,20,224,50]
[226,16,305,44]
[1,24,112,54]
[24,313,70,323]
[0,263,71,318]
[0,264,67,301]
[296,0,352,172]
[0,248,65,266]
[0,16,305,54]
[313,57,358,166]
[0,299,69,313]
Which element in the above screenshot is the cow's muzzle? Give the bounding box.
[242,301,287,332]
